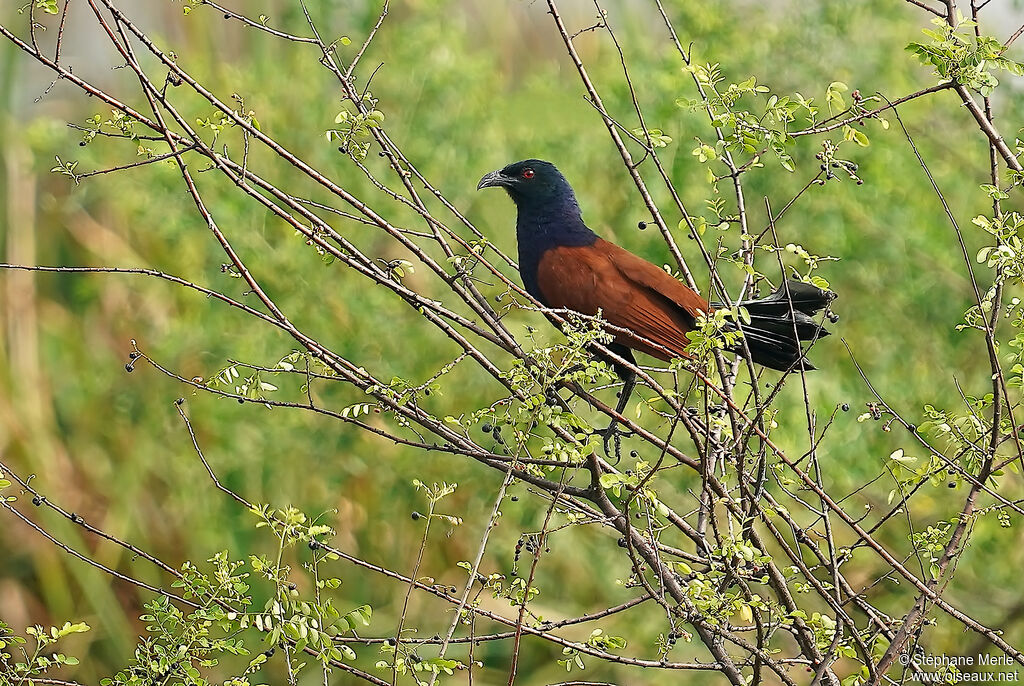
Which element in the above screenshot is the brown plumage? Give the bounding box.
[536,239,708,362]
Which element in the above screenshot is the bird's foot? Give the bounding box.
[599,422,634,463]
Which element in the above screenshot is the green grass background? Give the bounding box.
[2,1,1024,683]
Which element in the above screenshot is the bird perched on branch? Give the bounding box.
[478,159,834,450]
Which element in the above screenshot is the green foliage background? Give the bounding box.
[1,0,1023,683]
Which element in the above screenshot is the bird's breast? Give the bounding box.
[516,219,597,303]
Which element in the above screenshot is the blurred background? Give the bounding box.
[2,0,1024,683]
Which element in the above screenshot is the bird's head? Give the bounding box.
[477,158,595,277]
[477,159,578,211]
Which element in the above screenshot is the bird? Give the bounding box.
[477,158,834,451]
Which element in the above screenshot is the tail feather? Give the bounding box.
[717,279,835,372]
[742,280,835,316]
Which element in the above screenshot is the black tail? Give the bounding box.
[717,279,836,372]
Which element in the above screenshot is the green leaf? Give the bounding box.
[826,81,848,113]
[888,449,916,465]
[57,622,91,637]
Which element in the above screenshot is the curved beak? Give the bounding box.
[477,169,509,190]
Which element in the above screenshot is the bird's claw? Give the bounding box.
[600,423,634,463]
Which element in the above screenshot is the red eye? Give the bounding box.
[522,168,535,179]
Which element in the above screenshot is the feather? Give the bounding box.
[535,240,706,361]
[727,280,835,371]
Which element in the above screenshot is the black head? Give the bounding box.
[477,159,596,294]
[477,159,578,210]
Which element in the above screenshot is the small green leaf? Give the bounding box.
[888,449,916,465]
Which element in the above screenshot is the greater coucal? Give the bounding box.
[478,159,834,447]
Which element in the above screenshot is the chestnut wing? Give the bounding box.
[535,239,710,361]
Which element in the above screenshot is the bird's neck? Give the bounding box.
[515,203,597,301]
